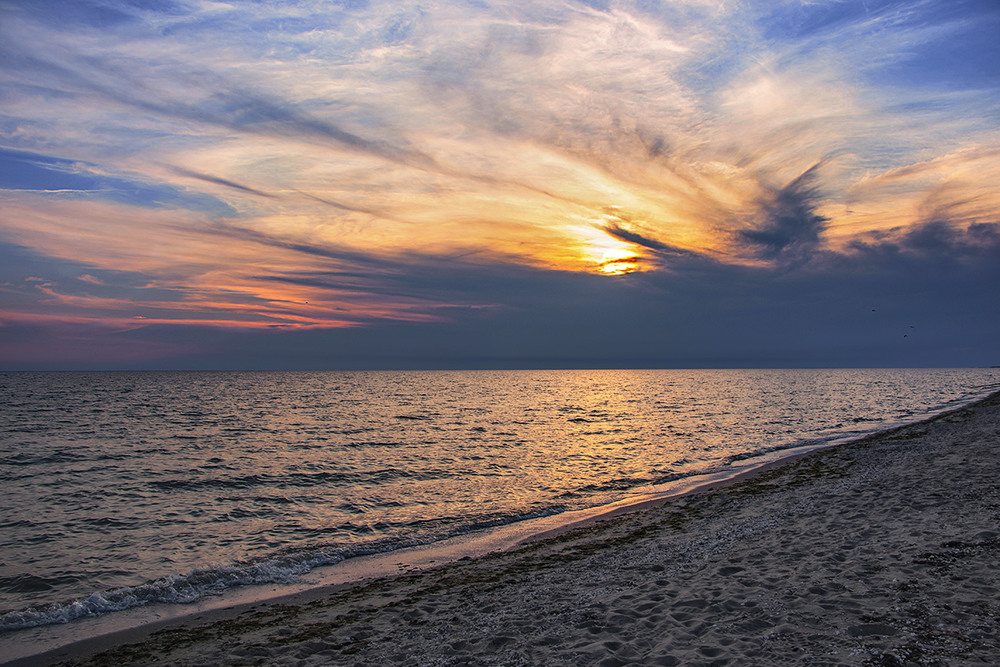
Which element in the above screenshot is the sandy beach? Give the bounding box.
[16,390,1000,666]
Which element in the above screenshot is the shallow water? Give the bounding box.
[1,368,997,630]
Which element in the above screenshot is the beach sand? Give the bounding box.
[22,391,1000,666]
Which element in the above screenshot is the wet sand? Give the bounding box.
[18,391,1000,665]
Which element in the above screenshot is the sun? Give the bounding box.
[564,222,644,275]
[599,249,641,275]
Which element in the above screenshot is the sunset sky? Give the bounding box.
[1,0,999,369]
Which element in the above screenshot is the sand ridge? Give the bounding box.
[31,392,1000,665]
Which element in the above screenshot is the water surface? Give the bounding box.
[1,368,997,630]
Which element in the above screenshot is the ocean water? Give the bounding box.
[1,368,997,632]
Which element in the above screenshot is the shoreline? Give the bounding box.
[8,389,1000,665]
[0,413,890,661]
[0,431,848,666]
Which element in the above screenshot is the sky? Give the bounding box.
[1,0,999,370]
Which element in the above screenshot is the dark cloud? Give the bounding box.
[909,220,996,258]
[845,220,1000,267]
[968,222,1000,246]
[739,163,828,265]
[903,221,965,255]
[169,166,277,199]
[602,221,699,259]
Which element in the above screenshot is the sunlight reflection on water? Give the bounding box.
[1,368,997,621]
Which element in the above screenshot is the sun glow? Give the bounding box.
[599,249,641,275]
[564,223,645,276]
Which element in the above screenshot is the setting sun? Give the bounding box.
[599,249,641,275]
[566,222,645,276]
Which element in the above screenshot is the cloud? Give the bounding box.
[168,166,278,199]
[846,219,1000,266]
[0,148,236,214]
[738,163,828,265]
[602,221,695,258]
[1,0,999,368]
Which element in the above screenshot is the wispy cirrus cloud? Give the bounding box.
[1,0,999,366]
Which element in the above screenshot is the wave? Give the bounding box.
[145,466,454,492]
[0,506,564,633]
[1,555,328,632]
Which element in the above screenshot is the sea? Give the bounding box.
[2,368,998,635]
